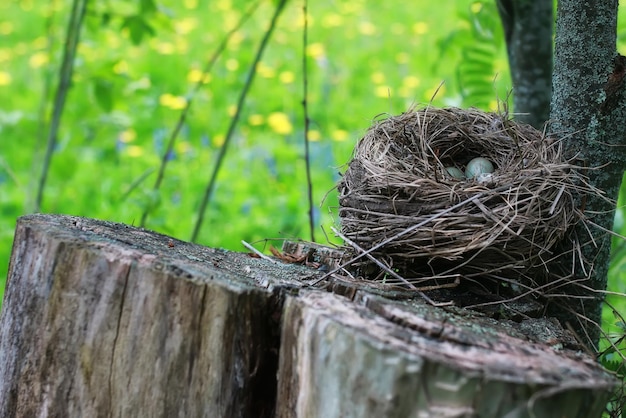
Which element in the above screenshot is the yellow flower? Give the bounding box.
[226,58,239,71]
[113,60,129,75]
[403,75,420,89]
[395,52,410,64]
[217,0,231,11]
[184,0,197,9]
[306,43,325,59]
[339,2,362,14]
[370,72,385,84]
[29,52,49,68]
[187,69,211,84]
[279,71,295,84]
[424,84,446,101]
[158,42,175,55]
[105,32,121,49]
[322,14,343,28]
[375,85,392,98]
[176,17,197,35]
[267,112,293,135]
[159,93,187,110]
[128,76,151,91]
[412,22,429,35]
[296,13,315,28]
[248,114,264,126]
[126,145,143,157]
[228,31,244,51]
[359,21,377,36]
[398,86,412,98]
[307,130,321,141]
[212,134,225,146]
[228,105,238,117]
[0,71,12,86]
[175,141,192,154]
[331,129,349,142]
[119,129,136,143]
[256,62,275,78]
[471,2,483,14]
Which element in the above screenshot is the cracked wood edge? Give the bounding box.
[276,291,615,418]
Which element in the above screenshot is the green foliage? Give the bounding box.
[600,307,626,417]
[1,0,476,257]
[436,1,508,108]
[121,15,155,45]
[92,77,115,112]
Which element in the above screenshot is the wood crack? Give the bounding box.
[107,261,131,418]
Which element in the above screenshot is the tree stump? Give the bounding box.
[0,214,617,417]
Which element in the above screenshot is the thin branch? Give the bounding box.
[118,168,155,203]
[313,189,499,284]
[191,0,288,242]
[31,0,60,211]
[302,0,315,241]
[330,227,454,307]
[330,226,416,289]
[139,1,260,227]
[241,240,277,264]
[35,0,89,212]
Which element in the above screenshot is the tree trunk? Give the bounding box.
[497,0,553,129]
[0,214,616,417]
[549,0,626,343]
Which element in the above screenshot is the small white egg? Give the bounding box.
[465,157,494,179]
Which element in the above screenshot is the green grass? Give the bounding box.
[1,0,625,341]
[0,0,508,282]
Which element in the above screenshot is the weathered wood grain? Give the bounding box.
[276,291,615,418]
[0,214,616,418]
[0,214,313,417]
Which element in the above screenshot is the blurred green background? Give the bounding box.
[1,0,625,334]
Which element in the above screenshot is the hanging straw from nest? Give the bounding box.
[337,106,593,286]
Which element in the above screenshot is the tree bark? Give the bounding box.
[549,0,626,344]
[0,215,616,417]
[497,0,553,129]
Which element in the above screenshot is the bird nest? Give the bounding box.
[337,107,586,287]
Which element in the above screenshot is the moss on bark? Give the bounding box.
[550,0,626,345]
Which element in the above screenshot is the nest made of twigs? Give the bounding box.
[337,107,586,286]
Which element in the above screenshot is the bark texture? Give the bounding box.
[550,0,626,343]
[0,215,616,417]
[497,0,553,129]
